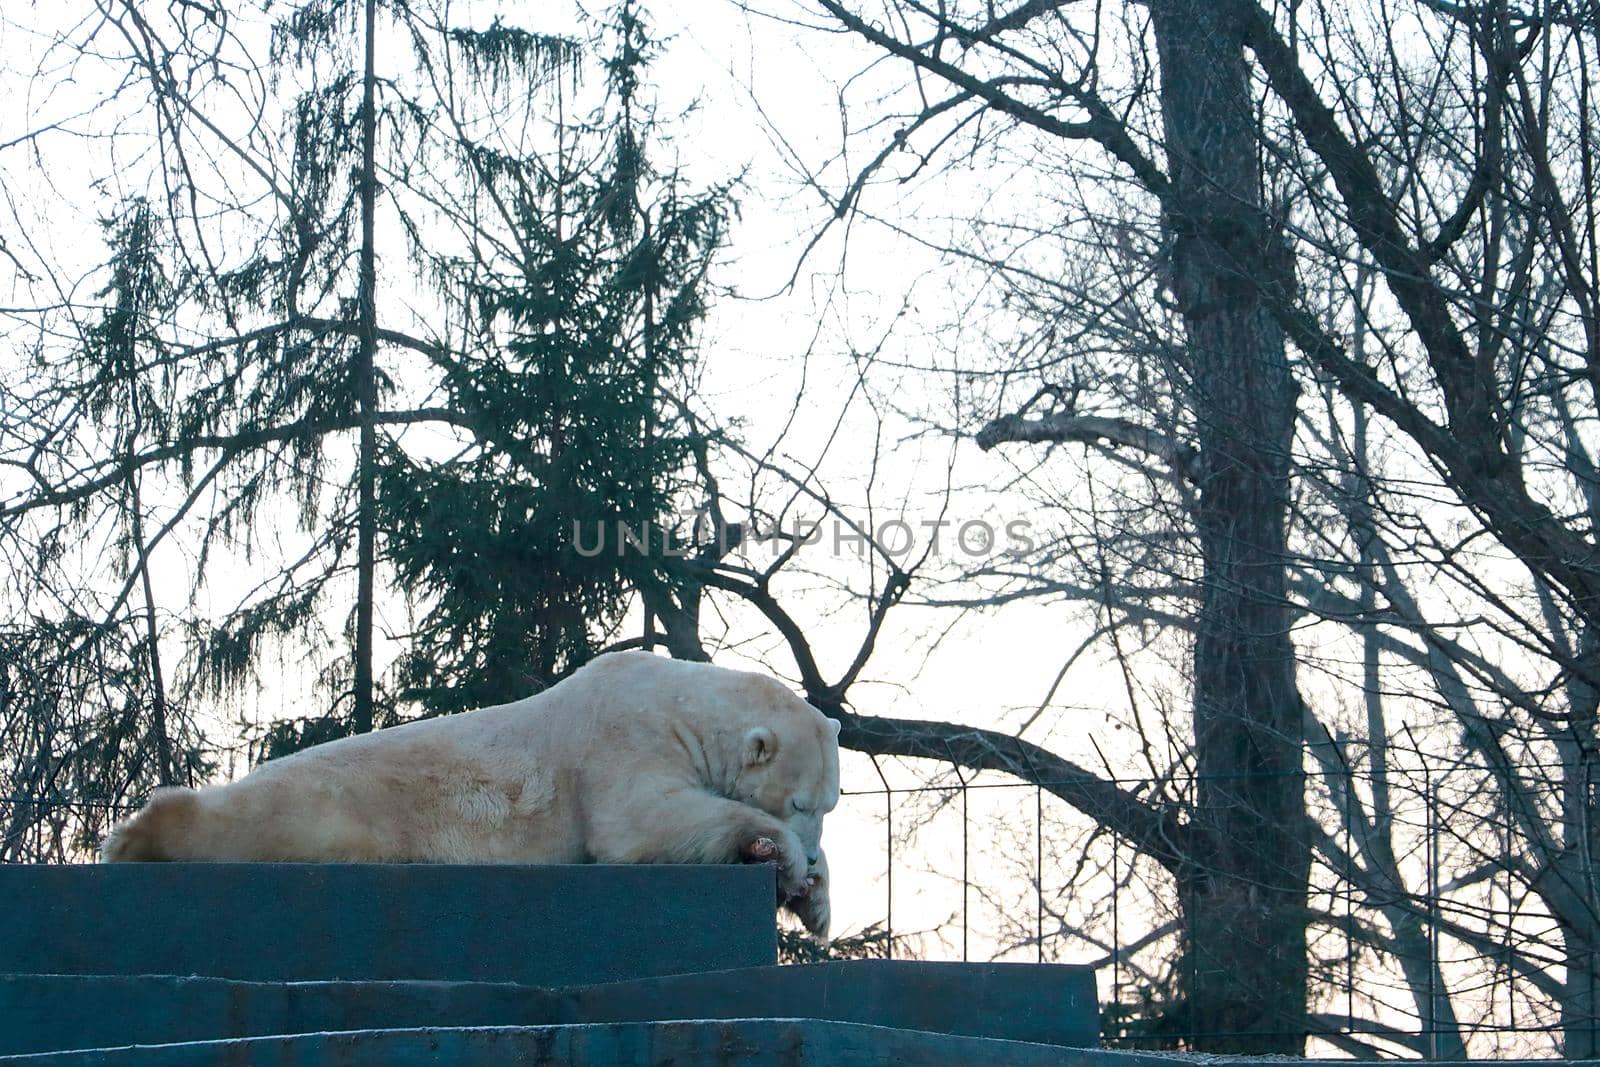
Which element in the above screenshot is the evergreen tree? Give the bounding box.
[0,200,214,856]
[381,2,730,711]
[2,0,725,834]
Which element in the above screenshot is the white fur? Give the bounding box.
[101,652,841,935]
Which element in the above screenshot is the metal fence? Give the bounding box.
[829,744,1594,1059]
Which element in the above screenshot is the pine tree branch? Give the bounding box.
[0,407,475,520]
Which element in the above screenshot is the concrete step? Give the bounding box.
[554,959,1099,1048]
[0,1020,1108,1066]
[0,863,775,985]
[0,960,1098,1056]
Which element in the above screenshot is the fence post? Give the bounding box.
[1036,783,1043,963]
[869,754,893,960]
[1112,827,1121,1042]
[1427,757,1440,1060]
[940,741,971,964]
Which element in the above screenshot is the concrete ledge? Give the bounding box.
[0,1021,1096,1066]
[0,864,775,984]
[0,961,1098,1055]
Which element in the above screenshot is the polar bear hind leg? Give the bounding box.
[100,787,200,862]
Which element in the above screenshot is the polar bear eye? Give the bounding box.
[790,800,811,814]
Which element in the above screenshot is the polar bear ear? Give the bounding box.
[825,718,841,737]
[743,726,778,766]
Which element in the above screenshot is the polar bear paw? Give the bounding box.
[742,835,779,862]
[741,832,809,900]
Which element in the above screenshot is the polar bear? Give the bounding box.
[101,652,840,936]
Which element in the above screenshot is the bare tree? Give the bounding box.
[727,0,1600,1055]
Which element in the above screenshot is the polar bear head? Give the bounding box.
[727,678,842,864]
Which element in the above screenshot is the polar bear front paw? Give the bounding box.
[741,831,809,900]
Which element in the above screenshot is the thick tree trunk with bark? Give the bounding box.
[1557,646,1600,1059]
[1557,854,1600,1059]
[1149,1,1308,1052]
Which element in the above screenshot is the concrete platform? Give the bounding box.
[0,862,1107,1063]
[0,863,776,985]
[0,961,1099,1055]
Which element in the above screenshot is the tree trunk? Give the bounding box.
[127,475,175,786]
[352,0,379,735]
[1149,1,1308,1052]
[1558,640,1600,1058]
[117,229,176,787]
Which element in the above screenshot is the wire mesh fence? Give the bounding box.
[826,741,1599,1060]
